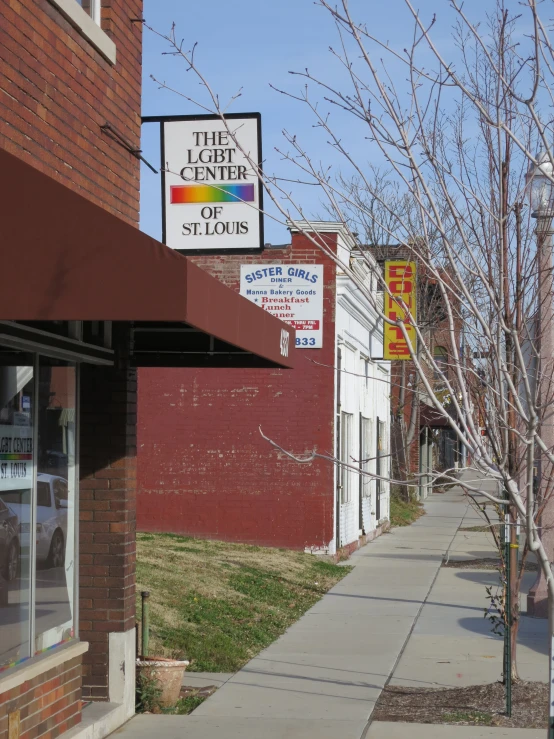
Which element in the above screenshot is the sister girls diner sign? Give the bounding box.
[240,265,324,348]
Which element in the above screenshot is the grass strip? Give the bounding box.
[390,490,425,527]
[136,533,351,672]
[442,710,494,725]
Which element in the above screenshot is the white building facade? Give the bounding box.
[336,241,390,548]
[291,223,391,553]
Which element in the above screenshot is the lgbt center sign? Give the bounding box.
[161,113,263,252]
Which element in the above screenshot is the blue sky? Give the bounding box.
[139,0,509,245]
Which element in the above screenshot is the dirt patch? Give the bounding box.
[443,557,538,571]
[180,685,217,700]
[373,681,547,728]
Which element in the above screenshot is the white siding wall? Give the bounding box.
[335,261,390,549]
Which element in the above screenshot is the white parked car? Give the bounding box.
[1,474,68,568]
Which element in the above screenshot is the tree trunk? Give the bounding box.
[509,508,519,681]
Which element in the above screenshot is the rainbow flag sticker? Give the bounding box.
[170,184,255,205]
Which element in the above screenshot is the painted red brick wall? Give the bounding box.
[0,655,82,739]
[0,0,142,224]
[137,233,338,550]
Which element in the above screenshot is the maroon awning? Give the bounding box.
[419,400,452,427]
[0,149,294,369]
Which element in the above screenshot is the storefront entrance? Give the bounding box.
[0,148,295,739]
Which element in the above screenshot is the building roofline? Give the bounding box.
[287,220,358,249]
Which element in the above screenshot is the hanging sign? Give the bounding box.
[383,260,417,360]
[240,265,324,348]
[160,113,263,253]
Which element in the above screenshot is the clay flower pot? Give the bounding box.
[136,657,190,708]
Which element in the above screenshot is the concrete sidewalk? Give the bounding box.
[388,484,547,689]
[113,476,547,738]
[367,722,544,738]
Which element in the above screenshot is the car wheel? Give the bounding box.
[5,539,19,582]
[47,530,65,569]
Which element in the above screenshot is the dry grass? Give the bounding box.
[390,490,425,527]
[136,533,350,672]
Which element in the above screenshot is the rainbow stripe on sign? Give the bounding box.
[170,184,255,204]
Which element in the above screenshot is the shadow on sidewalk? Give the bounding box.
[458,617,548,654]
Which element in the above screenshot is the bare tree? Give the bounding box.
[332,178,460,498]
[146,0,554,720]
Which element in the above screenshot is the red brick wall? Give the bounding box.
[137,233,338,550]
[0,0,142,224]
[79,324,137,700]
[0,655,82,739]
[0,0,142,708]
[0,0,141,727]
[384,254,462,483]
[390,361,420,479]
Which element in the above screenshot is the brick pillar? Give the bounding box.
[79,324,136,700]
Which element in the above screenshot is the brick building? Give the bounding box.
[0,3,294,739]
[371,245,463,498]
[138,224,391,554]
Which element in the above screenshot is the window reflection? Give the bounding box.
[77,0,93,18]
[35,362,76,653]
[0,365,33,670]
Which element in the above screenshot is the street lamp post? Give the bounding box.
[527,152,554,739]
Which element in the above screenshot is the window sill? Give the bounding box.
[48,0,116,65]
[0,640,89,695]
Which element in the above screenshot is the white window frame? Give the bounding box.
[48,0,116,65]
[81,0,102,26]
[340,412,353,504]
[377,419,388,504]
[363,357,370,389]
[361,416,373,498]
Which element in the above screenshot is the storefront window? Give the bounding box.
[0,362,34,670]
[0,357,78,672]
[35,361,77,653]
